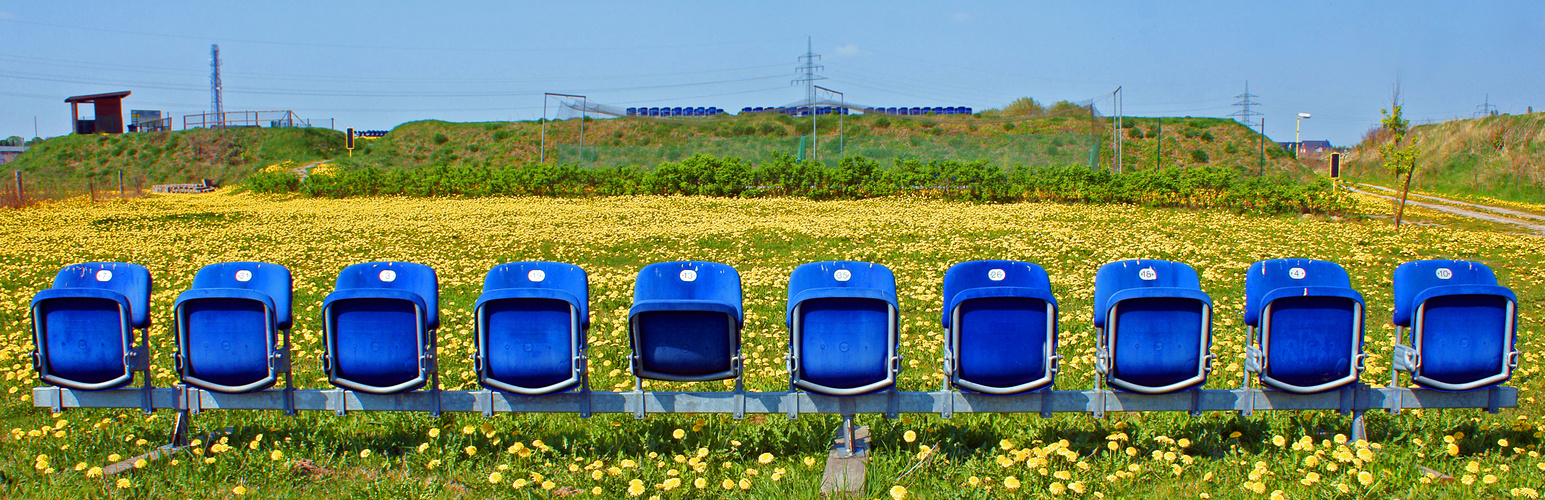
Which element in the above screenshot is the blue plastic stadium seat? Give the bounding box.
[628,262,743,381]
[174,262,293,393]
[1243,259,1364,394]
[787,262,900,396]
[1093,260,1214,394]
[942,261,1060,395]
[627,107,637,116]
[475,262,589,395]
[31,263,152,391]
[322,262,439,394]
[1391,260,1520,391]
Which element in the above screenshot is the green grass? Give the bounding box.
[1343,112,1545,205]
[0,193,1541,499]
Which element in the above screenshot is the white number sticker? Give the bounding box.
[834,269,852,282]
[1138,268,1157,281]
[1436,268,1453,280]
[95,269,113,282]
[379,270,397,282]
[679,269,698,282]
[988,269,1006,281]
[527,269,546,282]
[235,269,253,282]
[1288,267,1306,280]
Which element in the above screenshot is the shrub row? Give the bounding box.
[244,153,1348,215]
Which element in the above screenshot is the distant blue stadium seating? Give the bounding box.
[1391,260,1520,391]
[626,107,637,116]
[31,263,153,391]
[1243,259,1364,394]
[787,261,900,396]
[322,262,439,394]
[1093,260,1214,394]
[629,262,743,382]
[174,262,293,394]
[942,260,1060,395]
[476,262,589,395]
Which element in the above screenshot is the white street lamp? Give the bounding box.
[1295,112,1312,156]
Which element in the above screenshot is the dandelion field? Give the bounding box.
[1,192,1542,499]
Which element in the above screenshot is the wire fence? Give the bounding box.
[2,170,148,208]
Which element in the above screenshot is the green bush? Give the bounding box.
[246,153,1346,215]
[1201,131,1215,142]
[1191,149,1210,163]
[432,133,449,145]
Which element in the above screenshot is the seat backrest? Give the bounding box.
[1393,260,1499,327]
[1244,259,1351,328]
[53,262,153,329]
[191,262,294,329]
[942,260,1052,325]
[335,262,439,329]
[786,261,898,322]
[1093,260,1200,328]
[484,261,589,326]
[633,261,742,322]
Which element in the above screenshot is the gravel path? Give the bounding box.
[1347,184,1545,235]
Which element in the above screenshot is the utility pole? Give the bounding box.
[1476,94,1498,117]
[1229,81,1263,128]
[793,37,825,161]
[210,44,223,129]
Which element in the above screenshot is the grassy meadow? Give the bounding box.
[1,192,1542,499]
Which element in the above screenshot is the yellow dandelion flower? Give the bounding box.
[1050,482,1066,495]
[694,477,707,489]
[232,485,246,495]
[889,485,909,500]
[1070,481,1087,494]
[663,477,681,490]
[359,449,371,459]
[804,456,817,467]
[672,428,685,440]
[904,430,917,443]
[1177,438,1191,448]
[461,425,476,435]
[270,450,283,461]
[1000,439,1015,450]
[1466,461,1481,473]
[86,466,103,478]
[465,446,478,456]
[1358,471,1374,486]
[1484,475,1498,484]
[1272,435,1286,447]
[758,452,774,464]
[542,481,555,490]
[627,482,645,496]
[1447,443,1461,456]
[488,472,503,484]
[1270,490,1286,500]
[428,428,441,438]
[722,479,736,490]
[426,459,440,469]
[1004,476,1021,490]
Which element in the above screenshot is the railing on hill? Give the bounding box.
[183,111,334,130]
[2,170,147,208]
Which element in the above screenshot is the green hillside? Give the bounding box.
[6,127,345,192]
[7,110,1304,199]
[1342,112,1545,203]
[341,112,1301,175]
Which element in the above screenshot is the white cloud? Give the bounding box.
[952,12,972,22]
[833,44,862,57]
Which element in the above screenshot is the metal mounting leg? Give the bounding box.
[1039,389,1053,419]
[1487,386,1501,414]
[840,415,857,457]
[478,389,495,417]
[1189,387,1202,417]
[330,388,348,416]
[733,376,746,420]
[579,356,592,419]
[785,390,799,420]
[632,377,645,419]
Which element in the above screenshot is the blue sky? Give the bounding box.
[2,1,1542,146]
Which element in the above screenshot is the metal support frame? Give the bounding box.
[35,386,1517,416]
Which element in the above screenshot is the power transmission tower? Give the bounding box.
[1475,94,1498,117]
[1229,81,1262,127]
[792,37,826,107]
[210,44,224,128]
